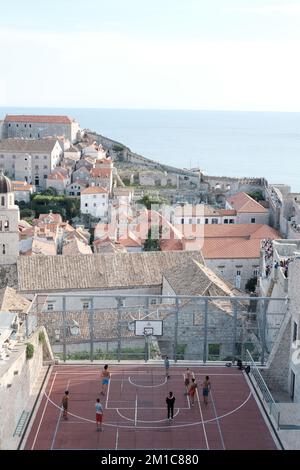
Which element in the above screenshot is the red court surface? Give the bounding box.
[25,365,279,450]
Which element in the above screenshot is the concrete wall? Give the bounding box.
[4,121,79,143]
[205,257,259,291]
[236,212,269,225]
[0,327,52,449]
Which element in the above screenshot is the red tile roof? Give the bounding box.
[81,186,108,194]
[227,192,267,213]
[5,114,73,124]
[90,168,112,178]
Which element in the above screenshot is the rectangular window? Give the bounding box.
[208,343,220,359]
[212,218,219,224]
[2,244,5,254]
[196,218,200,224]
[82,302,90,310]
[85,203,88,207]
[1,196,4,206]
[229,219,234,224]
[181,218,184,224]
[293,322,298,343]
[189,218,192,224]
[205,218,209,224]
[47,304,54,311]
[150,299,157,305]
[253,269,259,277]
[236,270,241,276]
[224,219,228,224]
[251,218,256,223]
[93,203,96,207]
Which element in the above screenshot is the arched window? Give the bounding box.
[2,244,5,254]
[4,220,9,230]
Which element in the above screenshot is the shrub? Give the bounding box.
[26,343,34,360]
[38,331,45,344]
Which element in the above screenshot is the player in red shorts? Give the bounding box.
[95,398,103,431]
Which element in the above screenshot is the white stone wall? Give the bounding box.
[5,120,80,143]
[80,192,108,218]
[36,286,162,311]
[0,193,19,265]
[205,257,259,290]
[288,257,300,402]
[0,327,51,449]
[0,142,62,189]
[236,212,269,224]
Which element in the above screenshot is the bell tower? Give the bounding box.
[0,171,19,265]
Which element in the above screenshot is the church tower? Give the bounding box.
[0,171,19,265]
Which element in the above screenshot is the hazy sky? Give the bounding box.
[1,0,300,110]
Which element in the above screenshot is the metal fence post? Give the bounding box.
[62,296,67,362]
[89,297,94,362]
[261,299,268,365]
[174,297,179,363]
[232,301,238,361]
[117,297,123,363]
[203,299,208,364]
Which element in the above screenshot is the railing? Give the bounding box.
[246,350,281,430]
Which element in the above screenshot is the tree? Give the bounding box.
[247,190,264,202]
[245,277,258,292]
[143,228,161,251]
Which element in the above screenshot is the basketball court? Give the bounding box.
[24,363,279,450]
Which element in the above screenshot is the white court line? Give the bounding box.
[106,405,190,410]
[117,408,180,423]
[134,395,138,427]
[128,376,167,388]
[54,371,243,377]
[50,378,70,450]
[183,373,191,410]
[44,390,252,429]
[195,377,209,450]
[115,428,119,450]
[105,376,111,409]
[31,372,57,450]
[210,389,226,450]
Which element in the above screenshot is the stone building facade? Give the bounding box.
[2,115,80,143]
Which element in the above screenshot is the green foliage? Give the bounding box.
[40,187,58,196]
[38,331,46,344]
[245,277,258,292]
[30,195,80,220]
[65,347,145,361]
[247,190,264,202]
[20,208,35,220]
[176,344,186,360]
[26,343,34,360]
[143,228,161,251]
[112,144,125,152]
[137,195,167,209]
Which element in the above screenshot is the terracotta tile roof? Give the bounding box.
[17,251,204,292]
[174,224,279,239]
[63,238,92,255]
[90,168,111,178]
[5,114,73,124]
[227,192,267,213]
[0,286,30,313]
[81,186,108,194]
[12,181,33,191]
[0,138,58,153]
[218,209,237,216]
[164,258,242,297]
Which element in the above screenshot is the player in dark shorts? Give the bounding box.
[202,376,211,405]
[62,390,69,420]
[166,391,175,420]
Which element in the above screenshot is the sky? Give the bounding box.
[1,0,300,110]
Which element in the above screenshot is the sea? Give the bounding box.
[1,107,300,191]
